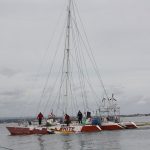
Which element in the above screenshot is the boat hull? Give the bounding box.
[100,122,123,130]
[81,125,102,132]
[6,126,48,135]
[49,124,102,134]
[7,124,101,135]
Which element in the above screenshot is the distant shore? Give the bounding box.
[120,113,150,117]
[0,113,150,124]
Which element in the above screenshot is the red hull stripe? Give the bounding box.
[81,125,101,132]
[100,125,123,130]
[6,127,48,135]
[124,125,137,129]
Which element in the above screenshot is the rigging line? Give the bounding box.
[73,1,109,100]
[35,16,67,115]
[70,51,89,111]
[68,14,82,112]
[54,55,68,115]
[71,32,88,111]
[69,73,80,113]
[67,54,79,115]
[75,48,89,111]
[68,46,80,111]
[66,0,85,113]
[78,44,101,102]
[43,63,64,114]
[18,2,67,118]
[64,58,72,114]
[49,48,67,115]
[72,16,108,101]
[72,45,89,111]
[67,52,79,115]
[66,41,80,111]
[51,74,65,115]
[72,0,99,111]
[70,72,86,114]
[53,20,71,115]
[71,27,86,108]
[75,41,92,110]
[78,54,101,106]
[50,75,65,115]
[53,90,63,115]
[71,16,89,110]
[71,10,85,80]
[75,27,102,106]
[70,27,100,109]
[43,66,63,114]
[35,1,67,82]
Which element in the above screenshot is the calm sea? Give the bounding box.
[0,116,150,150]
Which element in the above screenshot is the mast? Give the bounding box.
[65,0,71,114]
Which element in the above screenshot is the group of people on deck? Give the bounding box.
[64,110,83,126]
[36,110,91,126]
[36,111,119,126]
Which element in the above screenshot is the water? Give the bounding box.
[0,116,150,150]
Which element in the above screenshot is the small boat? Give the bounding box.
[97,94,137,130]
[119,121,138,129]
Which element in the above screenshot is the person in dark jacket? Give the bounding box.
[37,112,44,125]
[77,110,83,124]
[64,114,70,126]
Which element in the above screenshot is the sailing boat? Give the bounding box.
[6,0,103,135]
[6,0,137,135]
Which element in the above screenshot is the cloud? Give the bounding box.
[0,0,150,117]
[0,68,20,77]
[0,89,23,98]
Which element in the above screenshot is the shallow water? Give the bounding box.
[0,116,150,150]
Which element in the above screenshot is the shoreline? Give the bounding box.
[0,114,150,124]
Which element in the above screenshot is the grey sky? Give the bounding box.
[0,0,150,117]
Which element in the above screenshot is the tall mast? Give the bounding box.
[65,0,71,114]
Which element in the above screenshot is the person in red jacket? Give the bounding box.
[64,114,70,126]
[37,112,44,125]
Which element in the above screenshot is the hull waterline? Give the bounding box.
[6,126,49,135]
[100,122,123,130]
[6,124,102,135]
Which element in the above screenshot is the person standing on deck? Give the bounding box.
[77,110,83,124]
[37,112,44,125]
[64,114,70,126]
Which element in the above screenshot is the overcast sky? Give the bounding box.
[0,0,150,118]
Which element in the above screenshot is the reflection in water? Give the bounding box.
[78,133,97,150]
[77,132,121,150]
[59,132,122,150]
[62,135,72,150]
[79,138,86,150]
[100,132,121,150]
[37,136,45,150]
